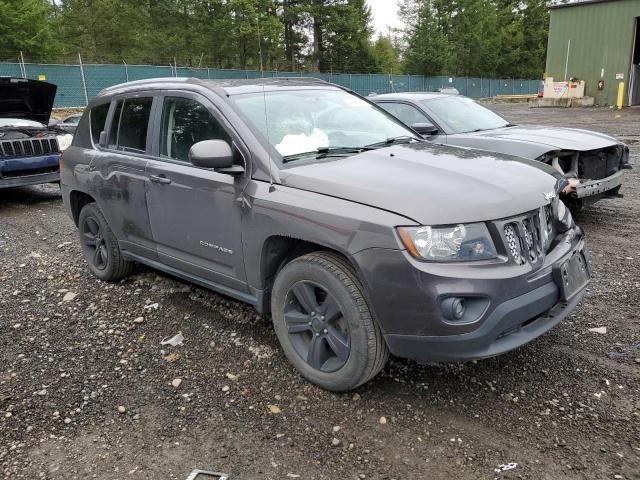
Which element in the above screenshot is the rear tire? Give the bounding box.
[78,203,133,281]
[271,251,388,391]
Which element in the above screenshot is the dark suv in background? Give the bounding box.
[61,78,590,391]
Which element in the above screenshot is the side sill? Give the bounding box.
[122,251,267,313]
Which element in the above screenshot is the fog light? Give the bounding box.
[441,297,466,321]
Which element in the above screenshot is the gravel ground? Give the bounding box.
[1,105,639,480]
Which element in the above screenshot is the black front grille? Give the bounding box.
[499,205,554,266]
[579,146,623,180]
[0,137,60,158]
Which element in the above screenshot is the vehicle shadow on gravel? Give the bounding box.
[0,184,62,210]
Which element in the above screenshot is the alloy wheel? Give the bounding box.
[284,280,351,372]
[81,216,109,271]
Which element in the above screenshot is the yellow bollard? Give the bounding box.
[616,82,625,110]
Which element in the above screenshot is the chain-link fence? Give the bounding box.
[0,61,543,108]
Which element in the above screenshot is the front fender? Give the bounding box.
[242,181,414,290]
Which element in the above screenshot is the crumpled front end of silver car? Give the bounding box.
[538,143,632,201]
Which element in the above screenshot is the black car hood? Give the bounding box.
[448,125,619,159]
[280,142,562,225]
[0,78,57,124]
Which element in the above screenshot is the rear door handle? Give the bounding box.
[149,174,171,185]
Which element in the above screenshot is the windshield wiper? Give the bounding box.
[363,136,418,149]
[282,146,371,163]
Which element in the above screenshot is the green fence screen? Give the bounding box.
[0,62,543,108]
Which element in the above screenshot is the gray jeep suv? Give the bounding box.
[61,78,590,391]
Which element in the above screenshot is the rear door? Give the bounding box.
[91,95,156,259]
[145,92,249,292]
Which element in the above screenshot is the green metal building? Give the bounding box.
[546,0,640,106]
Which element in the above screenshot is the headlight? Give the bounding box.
[397,223,497,262]
[56,134,73,151]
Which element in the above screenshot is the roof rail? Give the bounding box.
[98,77,192,95]
[96,75,334,97]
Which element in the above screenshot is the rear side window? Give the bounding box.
[90,103,110,145]
[108,97,153,153]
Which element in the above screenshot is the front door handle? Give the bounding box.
[149,174,171,185]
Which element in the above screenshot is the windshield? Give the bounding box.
[0,118,45,128]
[421,96,509,134]
[231,89,418,160]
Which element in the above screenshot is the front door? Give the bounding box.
[376,101,445,142]
[145,94,248,292]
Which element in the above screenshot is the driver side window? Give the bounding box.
[379,102,431,127]
[160,97,230,162]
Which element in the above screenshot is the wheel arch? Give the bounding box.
[69,190,96,226]
[259,235,360,307]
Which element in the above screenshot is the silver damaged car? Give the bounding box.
[374,92,632,209]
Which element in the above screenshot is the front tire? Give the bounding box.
[78,203,133,281]
[271,252,388,391]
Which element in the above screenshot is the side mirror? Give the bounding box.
[412,123,438,136]
[98,130,108,146]
[189,140,244,175]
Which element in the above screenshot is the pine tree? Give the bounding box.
[372,36,402,74]
[0,0,59,62]
[402,0,450,75]
[3,0,550,77]
[402,0,549,78]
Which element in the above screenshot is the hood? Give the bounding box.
[280,142,562,225]
[0,77,57,124]
[449,125,618,159]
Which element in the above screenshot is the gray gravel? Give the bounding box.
[1,104,639,479]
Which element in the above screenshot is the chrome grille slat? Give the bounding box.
[504,223,524,265]
[501,208,551,266]
[13,140,23,156]
[0,138,59,158]
[522,219,537,262]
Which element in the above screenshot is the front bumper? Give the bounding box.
[384,282,585,363]
[353,227,589,363]
[574,170,625,199]
[0,154,60,188]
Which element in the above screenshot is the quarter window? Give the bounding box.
[108,97,153,153]
[90,103,109,146]
[160,97,230,162]
[379,102,432,127]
